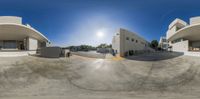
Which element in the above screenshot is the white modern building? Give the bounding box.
[112,28,153,57]
[159,36,168,50]
[166,16,200,54]
[0,16,50,53]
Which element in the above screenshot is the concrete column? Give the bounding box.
[26,37,38,50]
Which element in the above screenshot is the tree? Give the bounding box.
[150,40,158,49]
[66,45,96,51]
[97,43,112,48]
[108,44,112,48]
[80,45,95,51]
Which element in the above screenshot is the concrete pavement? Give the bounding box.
[0,53,199,99]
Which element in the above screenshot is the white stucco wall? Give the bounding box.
[167,26,177,39]
[0,16,22,24]
[112,28,153,56]
[112,35,120,54]
[168,18,187,29]
[122,30,146,51]
[27,37,38,50]
[167,18,187,40]
[172,40,189,52]
[190,17,200,25]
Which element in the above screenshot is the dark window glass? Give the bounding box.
[162,39,167,42]
[3,40,17,49]
[176,27,182,31]
[126,37,129,40]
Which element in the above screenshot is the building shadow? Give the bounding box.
[125,52,184,61]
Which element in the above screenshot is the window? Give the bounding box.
[162,39,167,42]
[136,40,138,43]
[172,38,182,44]
[131,38,134,42]
[126,37,129,40]
[3,40,17,49]
[176,27,182,31]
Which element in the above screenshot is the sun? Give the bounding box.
[96,31,104,38]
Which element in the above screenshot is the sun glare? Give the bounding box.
[96,31,104,38]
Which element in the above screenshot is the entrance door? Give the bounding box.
[19,42,24,50]
[16,41,25,50]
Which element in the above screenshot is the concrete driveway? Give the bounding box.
[0,52,200,99]
[71,51,106,59]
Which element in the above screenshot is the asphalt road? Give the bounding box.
[0,52,200,99]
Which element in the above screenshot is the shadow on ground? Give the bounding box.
[126,52,184,61]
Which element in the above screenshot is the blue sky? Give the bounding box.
[0,0,200,46]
